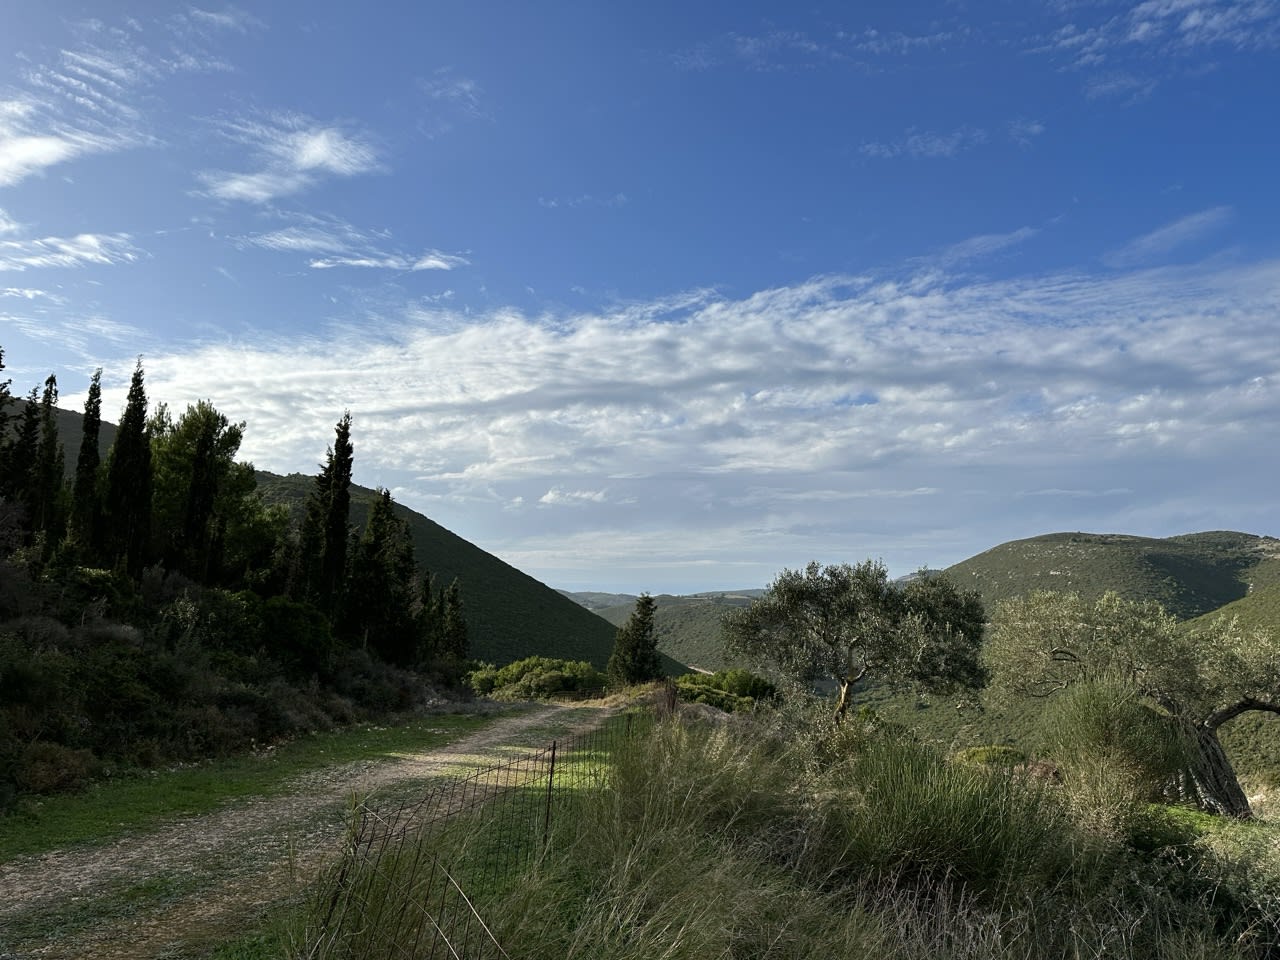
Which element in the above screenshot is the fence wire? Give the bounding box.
[300,711,647,959]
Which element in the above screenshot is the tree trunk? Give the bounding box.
[1184,725,1252,819]
[833,679,852,724]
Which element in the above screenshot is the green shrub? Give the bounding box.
[15,741,100,794]
[468,656,605,700]
[675,668,778,713]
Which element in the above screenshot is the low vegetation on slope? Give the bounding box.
[301,708,1280,959]
[944,530,1280,620]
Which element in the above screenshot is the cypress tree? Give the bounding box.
[607,593,660,686]
[4,387,40,508]
[440,578,469,660]
[298,412,354,613]
[31,373,66,539]
[0,346,10,466]
[103,361,152,575]
[71,369,103,551]
[343,488,418,663]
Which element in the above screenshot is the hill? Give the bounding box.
[944,530,1280,621]
[593,592,760,672]
[46,406,619,669]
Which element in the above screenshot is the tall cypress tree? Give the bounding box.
[343,488,417,663]
[298,412,354,613]
[0,346,10,466]
[31,374,66,539]
[440,578,469,660]
[4,387,40,509]
[103,361,152,574]
[71,369,103,550]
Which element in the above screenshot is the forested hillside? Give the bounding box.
[0,349,614,810]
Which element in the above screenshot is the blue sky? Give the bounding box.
[2,1,1278,594]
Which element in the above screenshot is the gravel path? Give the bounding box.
[0,702,614,960]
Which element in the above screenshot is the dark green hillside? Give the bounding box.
[255,472,617,668]
[944,530,1279,621]
[43,408,616,668]
[1184,558,1280,636]
[597,593,758,672]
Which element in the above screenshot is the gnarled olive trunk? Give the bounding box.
[1182,725,1252,819]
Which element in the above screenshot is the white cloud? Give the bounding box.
[198,113,381,203]
[0,208,21,235]
[1008,118,1046,146]
[1103,205,1232,267]
[539,488,609,506]
[938,227,1039,266]
[0,232,143,271]
[538,193,629,210]
[239,214,468,272]
[860,125,987,159]
[0,19,237,186]
[124,256,1280,587]
[188,7,264,33]
[419,69,485,118]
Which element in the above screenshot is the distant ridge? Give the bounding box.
[944,530,1280,621]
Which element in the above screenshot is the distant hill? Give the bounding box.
[944,531,1280,621]
[590,592,761,672]
[557,590,639,612]
[45,406,620,669]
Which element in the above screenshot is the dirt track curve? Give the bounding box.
[0,702,613,960]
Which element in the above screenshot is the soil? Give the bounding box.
[0,701,614,960]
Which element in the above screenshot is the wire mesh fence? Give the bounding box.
[299,710,650,959]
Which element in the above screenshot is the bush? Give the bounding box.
[468,656,605,700]
[675,668,778,713]
[15,741,100,794]
[1042,678,1193,837]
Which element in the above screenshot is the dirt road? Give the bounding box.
[0,702,612,960]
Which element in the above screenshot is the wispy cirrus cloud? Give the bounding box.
[198,113,381,203]
[860,125,987,159]
[1034,0,1280,100]
[0,15,241,186]
[1103,205,1232,268]
[0,232,143,271]
[127,255,1280,587]
[187,7,265,34]
[238,213,468,272]
[672,22,973,72]
[537,193,629,210]
[1008,117,1046,147]
[937,226,1039,266]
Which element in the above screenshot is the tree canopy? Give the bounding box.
[985,590,1280,817]
[607,593,660,686]
[724,561,985,721]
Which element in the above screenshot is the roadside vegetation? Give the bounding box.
[293,705,1280,959]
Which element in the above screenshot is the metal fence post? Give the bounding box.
[542,740,557,849]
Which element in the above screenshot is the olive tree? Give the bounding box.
[985,590,1280,818]
[723,560,985,722]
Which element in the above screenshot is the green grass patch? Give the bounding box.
[0,870,206,953]
[0,709,504,862]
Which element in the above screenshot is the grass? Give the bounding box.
[295,706,1280,959]
[0,709,503,862]
[0,870,206,954]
